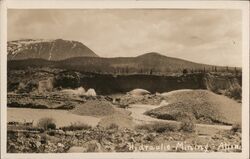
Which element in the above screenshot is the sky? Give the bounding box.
[8,9,242,67]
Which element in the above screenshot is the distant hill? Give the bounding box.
[56,52,237,73]
[8,52,239,74]
[7,39,98,61]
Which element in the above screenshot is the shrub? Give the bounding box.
[182,69,188,74]
[37,117,56,130]
[136,122,178,133]
[179,120,195,133]
[47,130,55,136]
[231,123,241,133]
[106,123,119,130]
[16,80,38,93]
[225,87,242,101]
[177,112,196,133]
[26,80,38,92]
[60,122,91,131]
[40,134,47,144]
[156,114,175,120]
[174,112,196,122]
[54,71,80,88]
[47,123,56,130]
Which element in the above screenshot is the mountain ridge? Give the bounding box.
[7,39,240,74]
[7,39,98,61]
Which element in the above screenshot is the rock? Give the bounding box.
[65,131,74,136]
[168,137,174,141]
[57,143,64,148]
[156,92,161,96]
[128,137,135,143]
[67,146,88,153]
[83,140,102,152]
[115,143,129,152]
[67,140,102,153]
[60,87,86,96]
[76,87,86,95]
[85,88,97,97]
[35,141,41,148]
[8,143,17,153]
[56,129,65,135]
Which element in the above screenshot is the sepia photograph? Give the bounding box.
[1,0,249,159]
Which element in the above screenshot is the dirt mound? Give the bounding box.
[60,87,97,97]
[71,100,115,117]
[146,90,241,125]
[85,88,97,97]
[128,89,150,96]
[98,113,134,129]
[161,89,192,96]
[113,94,163,107]
[60,87,85,96]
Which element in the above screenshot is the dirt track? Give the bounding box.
[128,104,232,135]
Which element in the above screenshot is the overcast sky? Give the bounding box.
[8,9,242,67]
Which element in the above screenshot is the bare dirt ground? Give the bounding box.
[7,108,100,127]
[7,95,241,153]
[128,104,172,124]
[8,101,232,135]
[128,104,232,136]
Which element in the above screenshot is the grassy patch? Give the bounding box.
[60,122,91,131]
[136,122,178,133]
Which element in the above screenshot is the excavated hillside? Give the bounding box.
[7,67,241,97]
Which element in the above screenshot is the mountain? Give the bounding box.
[7,39,98,61]
[7,38,238,74]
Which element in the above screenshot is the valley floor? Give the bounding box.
[6,89,242,153]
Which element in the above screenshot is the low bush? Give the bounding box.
[179,121,195,133]
[47,130,55,136]
[106,123,119,130]
[37,117,56,130]
[60,122,91,131]
[47,123,56,130]
[136,122,178,133]
[179,113,196,133]
[225,87,242,101]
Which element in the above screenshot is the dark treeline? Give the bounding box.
[7,56,242,76]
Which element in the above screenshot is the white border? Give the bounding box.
[1,1,249,159]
